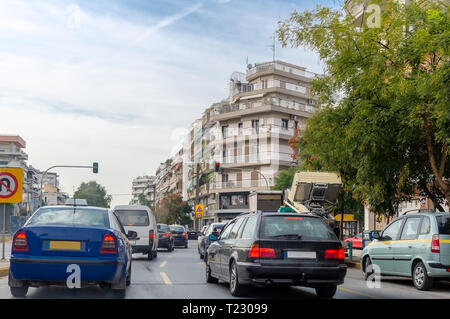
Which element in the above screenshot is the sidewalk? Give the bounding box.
[0,238,11,278]
[345,248,361,269]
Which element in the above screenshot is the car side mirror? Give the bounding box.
[371,231,381,240]
[127,230,138,239]
[209,234,218,242]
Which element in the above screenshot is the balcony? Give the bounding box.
[211,98,316,121]
[209,179,272,192]
[219,151,294,168]
[246,61,317,80]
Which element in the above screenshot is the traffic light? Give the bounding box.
[93,162,99,174]
[214,162,220,172]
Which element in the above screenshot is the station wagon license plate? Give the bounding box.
[285,251,316,259]
[47,241,81,251]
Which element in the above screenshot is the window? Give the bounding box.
[436,216,450,235]
[241,217,257,239]
[114,210,150,226]
[260,216,336,240]
[252,120,259,134]
[222,125,229,138]
[229,218,246,239]
[238,123,243,135]
[27,208,109,228]
[400,218,421,240]
[419,217,431,235]
[381,219,403,240]
[219,221,235,240]
[282,119,289,130]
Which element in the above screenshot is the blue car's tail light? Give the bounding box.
[13,231,29,252]
[100,234,117,254]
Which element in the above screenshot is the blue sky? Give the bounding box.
[0,0,342,205]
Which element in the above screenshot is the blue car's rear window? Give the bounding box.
[27,208,109,228]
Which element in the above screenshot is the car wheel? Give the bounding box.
[10,286,29,298]
[206,259,219,284]
[147,250,154,260]
[153,249,158,259]
[113,289,126,299]
[413,261,433,291]
[229,261,247,297]
[126,265,131,286]
[315,285,337,299]
[185,243,188,249]
[200,251,204,259]
[363,256,374,281]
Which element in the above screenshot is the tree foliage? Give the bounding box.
[277,1,449,215]
[155,193,192,225]
[73,181,112,208]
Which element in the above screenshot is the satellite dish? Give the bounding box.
[247,64,253,69]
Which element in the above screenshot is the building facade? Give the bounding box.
[131,175,156,207]
[181,60,319,227]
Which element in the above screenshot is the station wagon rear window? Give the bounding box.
[114,210,149,226]
[27,208,109,227]
[436,216,450,235]
[261,216,337,240]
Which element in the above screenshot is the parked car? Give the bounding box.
[198,223,225,260]
[8,205,133,298]
[344,233,363,249]
[169,225,188,248]
[187,230,198,240]
[361,210,450,291]
[197,226,208,252]
[205,212,347,298]
[113,205,158,260]
[157,224,174,252]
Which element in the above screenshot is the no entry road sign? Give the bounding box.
[0,168,23,203]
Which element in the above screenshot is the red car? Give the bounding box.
[344,233,363,248]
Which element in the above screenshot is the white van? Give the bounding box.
[113,205,159,260]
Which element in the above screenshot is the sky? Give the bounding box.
[0,0,342,207]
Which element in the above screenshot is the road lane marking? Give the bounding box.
[160,272,172,285]
[160,261,167,268]
[337,286,379,299]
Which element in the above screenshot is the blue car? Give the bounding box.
[8,205,134,298]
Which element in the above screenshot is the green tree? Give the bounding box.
[155,194,192,225]
[73,181,112,208]
[277,1,450,215]
[272,166,298,190]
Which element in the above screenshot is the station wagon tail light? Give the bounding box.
[182,232,187,238]
[431,234,440,253]
[13,231,29,252]
[324,247,345,260]
[163,232,170,237]
[100,234,117,254]
[248,243,276,258]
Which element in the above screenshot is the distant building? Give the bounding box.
[131,175,156,207]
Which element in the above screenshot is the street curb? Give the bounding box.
[0,266,9,278]
[345,260,361,269]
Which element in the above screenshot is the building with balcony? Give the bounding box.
[0,135,28,168]
[181,60,319,227]
[131,175,156,207]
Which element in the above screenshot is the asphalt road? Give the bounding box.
[0,240,449,299]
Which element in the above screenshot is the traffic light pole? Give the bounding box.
[39,164,98,207]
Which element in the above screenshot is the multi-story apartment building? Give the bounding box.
[183,60,319,227]
[0,135,28,168]
[131,175,156,207]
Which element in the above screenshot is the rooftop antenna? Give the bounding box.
[265,35,276,62]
